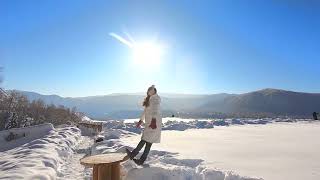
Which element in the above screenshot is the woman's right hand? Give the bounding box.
[149,118,157,129]
[136,120,143,128]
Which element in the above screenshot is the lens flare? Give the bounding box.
[110,32,165,66]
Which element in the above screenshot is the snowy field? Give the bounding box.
[1,118,318,180]
[92,126,261,180]
[121,120,320,180]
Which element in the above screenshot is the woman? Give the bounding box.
[126,85,162,165]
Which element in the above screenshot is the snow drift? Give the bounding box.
[0,125,81,180]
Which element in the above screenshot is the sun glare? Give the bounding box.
[109,32,166,67]
[131,41,164,66]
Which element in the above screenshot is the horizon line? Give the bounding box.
[5,88,320,98]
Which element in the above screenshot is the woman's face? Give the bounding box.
[147,88,155,96]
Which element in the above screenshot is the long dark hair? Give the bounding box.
[143,86,157,107]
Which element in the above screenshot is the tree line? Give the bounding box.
[0,89,82,130]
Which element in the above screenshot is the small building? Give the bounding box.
[78,121,103,136]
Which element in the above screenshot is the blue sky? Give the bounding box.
[1,0,319,97]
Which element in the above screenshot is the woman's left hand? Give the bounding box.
[149,118,157,129]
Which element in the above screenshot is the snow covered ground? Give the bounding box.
[57,135,93,180]
[0,124,82,179]
[93,123,263,180]
[121,120,320,180]
[1,118,318,180]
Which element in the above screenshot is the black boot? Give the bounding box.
[126,148,134,160]
[133,141,152,165]
[128,140,146,160]
[133,158,144,165]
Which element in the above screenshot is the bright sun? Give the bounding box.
[131,41,164,66]
[109,32,165,67]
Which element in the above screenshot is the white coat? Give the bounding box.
[140,94,162,143]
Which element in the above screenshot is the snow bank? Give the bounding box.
[0,123,54,152]
[104,118,275,133]
[91,128,262,180]
[0,125,81,180]
[108,117,316,133]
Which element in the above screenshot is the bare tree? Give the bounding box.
[3,91,29,129]
[29,99,46,125]
[0,89,82,130]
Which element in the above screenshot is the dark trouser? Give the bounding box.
[131,139,152,163]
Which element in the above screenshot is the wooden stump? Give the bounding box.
[80,153,129,180]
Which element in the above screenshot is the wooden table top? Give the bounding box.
[80,153,129,166]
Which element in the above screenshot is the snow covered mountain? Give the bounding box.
[13,89,320,119]
[197,88,320,117]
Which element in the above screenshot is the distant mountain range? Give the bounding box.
[11,88,320,119]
